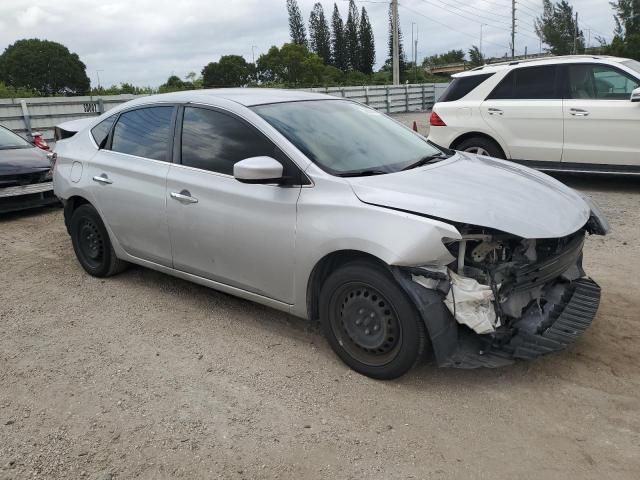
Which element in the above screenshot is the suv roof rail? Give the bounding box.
[475,54,607,69]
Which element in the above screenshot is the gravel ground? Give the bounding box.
[1,174,639,480]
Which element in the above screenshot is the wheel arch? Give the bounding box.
[450,131,508,159]
[63,195,92,233]
[306,250,388,322]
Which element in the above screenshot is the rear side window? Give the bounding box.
[91,115,116,148]
[110,106,175,161]
[181,107,286,176]
[438,73,495,102]
[488,65,559,100]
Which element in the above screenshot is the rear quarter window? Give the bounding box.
[90,115,116,148]
[438,73,495,102]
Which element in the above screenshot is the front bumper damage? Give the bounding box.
[391,217,605,368]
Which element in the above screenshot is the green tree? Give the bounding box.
[256,43,326,86]
[535,0,585,55]
[423,49,466,67]
[609,0,640,60]
[345,0,360,71]
[201,55,255,88]
[309,3,332,64]
[287,0,308,47]
[468,45,485,67]
[331,3,348,71]
[358,7,375,74]
[0,39,90,95]
[385,3,407,74]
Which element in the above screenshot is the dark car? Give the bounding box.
[0,125,58,213]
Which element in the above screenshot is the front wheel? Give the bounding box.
[319,262,427,380]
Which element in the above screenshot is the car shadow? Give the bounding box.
[549,173,640,194]
[0,203,62,223]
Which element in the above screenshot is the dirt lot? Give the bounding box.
[1,175,639,480]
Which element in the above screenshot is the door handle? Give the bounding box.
[92,174,113,185]
[170,190,198,204]
[570,108,590,117]
[488,108,504,116]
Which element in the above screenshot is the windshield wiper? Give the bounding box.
[337,169,389,178]
[401,153,448,171]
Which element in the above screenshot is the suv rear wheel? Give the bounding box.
[319,261,427,379]
[456,136,504,158]
[70,204,127,277]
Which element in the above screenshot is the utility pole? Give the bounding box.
[414,25,418,83]
[511,0,516,58]
[392,0,400,85]
[573,12,578,55]
[251,45,257,65]
[480,24,485,59]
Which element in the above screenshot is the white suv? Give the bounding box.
[428,55,640,173]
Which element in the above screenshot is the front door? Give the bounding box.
[166,106,301,303]
[480,64,564,161]
[562,63,640,165]
[87,105,176,266]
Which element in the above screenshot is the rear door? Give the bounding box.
[562,63,640,165]
[480,65,563,161]
[87,105,176,266]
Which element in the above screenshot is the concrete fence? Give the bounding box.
[0,83,449,141]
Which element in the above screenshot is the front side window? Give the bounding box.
[488,65,559,100]
[91,115,116,148]
[568,64,640,100]
[438,73,495,102]
[181,107,288,176]
[110,106,174,161]
[252,100,444,176]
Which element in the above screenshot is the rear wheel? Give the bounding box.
[456,136,504,158]
[70,204,127,277]
[319,261,426,380]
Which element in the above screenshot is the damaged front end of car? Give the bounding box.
[391,205,609,368]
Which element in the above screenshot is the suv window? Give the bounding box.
[488,65,559,100]
[181,106,299,179]
[438,73,494,102]
[110,106,174,161]
[91,115,116,148]
[568,64,640,100]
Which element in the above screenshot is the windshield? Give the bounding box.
[622,60,640,76]
[252,100,444,176]
[0,126,32,150]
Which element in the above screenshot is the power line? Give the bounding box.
[399,2,513,52]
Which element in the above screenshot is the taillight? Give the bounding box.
[429,111,447,127]
[32,132,50,151]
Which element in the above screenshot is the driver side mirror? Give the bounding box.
[233,156,284,184]
[631,87,640,103]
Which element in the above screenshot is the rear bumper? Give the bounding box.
[0,181,59,213]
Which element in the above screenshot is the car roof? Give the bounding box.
[122,88,334,108]
[453,55,632,78]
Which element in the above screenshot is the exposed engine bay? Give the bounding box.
[392,208,609,369]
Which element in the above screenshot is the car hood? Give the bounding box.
[347,152,591,239]
[0,147,50,176]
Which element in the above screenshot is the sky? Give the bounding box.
[0,0,618,88]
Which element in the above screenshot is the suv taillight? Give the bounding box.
[429,112,447,127]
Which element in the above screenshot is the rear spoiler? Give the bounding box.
[54,118,95,141]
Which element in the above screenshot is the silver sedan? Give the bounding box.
[53,89,608,379]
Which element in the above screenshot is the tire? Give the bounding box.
[319,261,427,380]
[455,136,505,158]
[69,204,127,277]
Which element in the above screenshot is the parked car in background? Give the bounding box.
[0,125,58,213]
[428,55,640,174]
[54,89,608,379]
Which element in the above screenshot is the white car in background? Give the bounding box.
[428,55,640,174]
